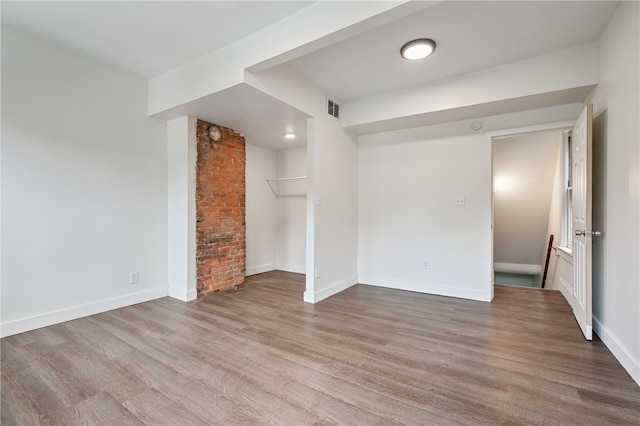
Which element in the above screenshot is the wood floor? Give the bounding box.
[2,271,639,425]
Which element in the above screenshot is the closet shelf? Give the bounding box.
[266,176,307,197]
[266,176,307,182]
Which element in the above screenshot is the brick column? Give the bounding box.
[195,120,246,296]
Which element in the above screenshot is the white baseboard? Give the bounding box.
[593,316,640,387]
[245,263,277,276]
[358,275,491,302]
[494,262,542,275]
[167,286,197,302]
[304,276,357,304]
[0,287,168,338]
[276,263,306,274]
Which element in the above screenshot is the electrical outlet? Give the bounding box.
[455,196,465,206]
[129,272,139,284]
[423,259,430,270]
[314,267,321,279]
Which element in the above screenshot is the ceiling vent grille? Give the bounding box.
[327,98,340,120]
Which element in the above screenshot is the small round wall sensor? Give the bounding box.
[470,120,483,131]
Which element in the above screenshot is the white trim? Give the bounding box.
[494,262,541,275]
[358,275,491,302]
[167,285,197,302]
[245,263,277,276]
[0,287,168,338]
[556,246,573,261]
[276,263,306,274]
[304,276,357,304]
[487,121,574,139]
[584,324,593,341]
[593,316,640,387]
[559,277,573,301]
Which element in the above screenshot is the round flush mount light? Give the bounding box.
[400,38,437,60]
[284,132,296,140]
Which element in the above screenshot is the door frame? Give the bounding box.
[487,120,575,301]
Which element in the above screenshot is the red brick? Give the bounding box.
[195,120,246,296]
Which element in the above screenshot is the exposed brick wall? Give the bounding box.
[195,120,246,297]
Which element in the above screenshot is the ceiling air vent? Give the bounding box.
[327,97,340,120]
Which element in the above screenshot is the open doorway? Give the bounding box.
[245,143,308,289]
[492,129,565,288]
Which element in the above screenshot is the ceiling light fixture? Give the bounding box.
[400,38,436,60]
[284,132,296,140]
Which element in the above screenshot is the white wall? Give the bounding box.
[358,133,493,302]
[276,148,307,273]
[1,26,168,336]
[589,1,640,385]
[167,116,197,301]
[309,117,358,302]
[245,143,277,276]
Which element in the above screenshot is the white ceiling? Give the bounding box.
[1,1,313,78]
[286,1,618,102]
[1,1,619,151]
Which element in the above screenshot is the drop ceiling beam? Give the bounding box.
[148,1,436,118]
[342,43,598,135]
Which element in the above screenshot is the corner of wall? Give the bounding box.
[303,276,357,304]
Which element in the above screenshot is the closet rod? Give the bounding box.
[266,176,307,182]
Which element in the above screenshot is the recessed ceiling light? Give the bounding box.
[400,38,436,61]
[284,132,296,140]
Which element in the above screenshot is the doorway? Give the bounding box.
[245,143,308,284]
[492,129,565,288]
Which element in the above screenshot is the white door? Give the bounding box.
[570,103,595,340]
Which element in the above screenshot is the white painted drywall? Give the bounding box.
[167,116,197,301]
[588,1,640,386]
[358,133,492,302]
[1,26,168,336]
[245,143,277,276]
[276,148,307,274]
[308,118,359,302]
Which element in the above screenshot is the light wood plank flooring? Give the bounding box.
[2,271,639,425]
